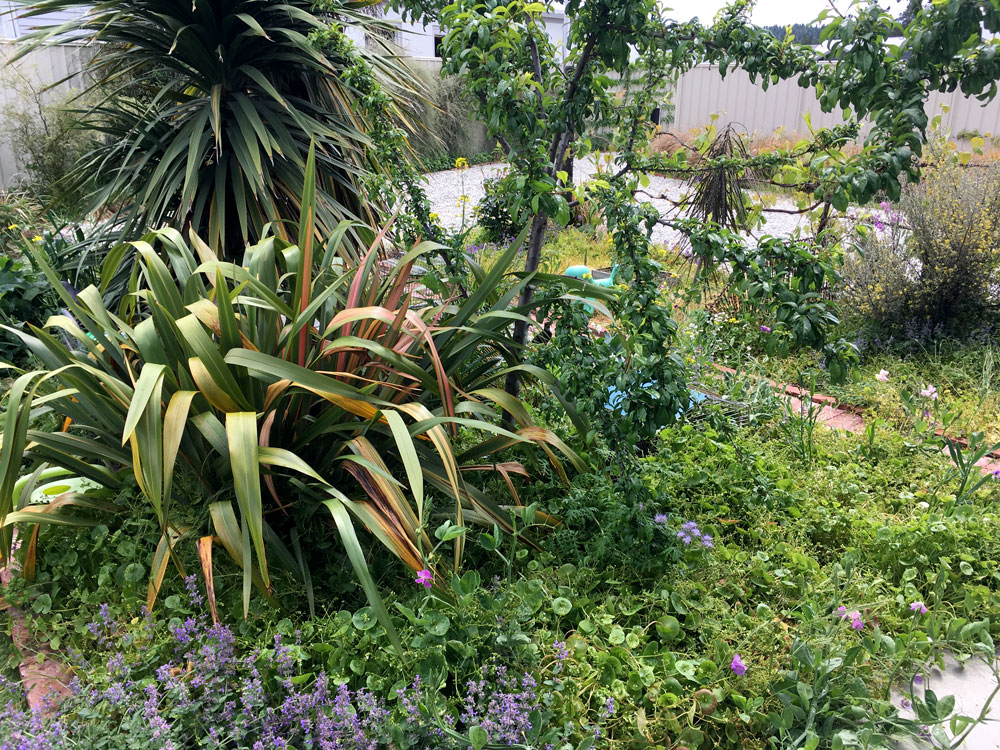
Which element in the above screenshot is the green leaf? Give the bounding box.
[469,726,488,750]
[226,412,269,595]
[323,498,404,658]
[551,597,573,616]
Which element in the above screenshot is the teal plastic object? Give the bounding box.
[563,264,620,287]
[12,467,108,507]
[563,264,621,314]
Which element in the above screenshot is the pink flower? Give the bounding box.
[414,569,433,589]
[909,601,927,615]
[876,369,889,382]
[730,653,747,676]
[837,607,864,630]
[920,385,938,400]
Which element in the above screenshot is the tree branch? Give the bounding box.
[549,35,598,172]
[527,34,546,120]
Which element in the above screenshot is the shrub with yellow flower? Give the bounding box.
[841,151,1000,331]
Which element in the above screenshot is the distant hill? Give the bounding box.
[760,24,826,46]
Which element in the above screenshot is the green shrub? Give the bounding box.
[0,186,582,632]
[19,0,421,259]
[408,64,495,162]
[0,252,56,365]
[841,156,1000,333]
[475,175,522,243]
[0,80,96,215]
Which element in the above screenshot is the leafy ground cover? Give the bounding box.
[3,414,999,749]
[4,1,1000,749]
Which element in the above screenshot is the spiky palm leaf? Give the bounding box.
[15,0,418,260]
[0,152,586,643]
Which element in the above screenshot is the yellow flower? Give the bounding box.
[454,157,469,169]
[32,235,42,243]
[456,195,470,207]
[429,212,439,221]
[7,224,17,230]
[582,272,593,280]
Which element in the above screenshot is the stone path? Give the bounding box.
[424,159,816,246]
[714,364,1000,476]
[0,563,72,713]
[896,654,1000,750]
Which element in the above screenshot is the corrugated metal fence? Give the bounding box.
[2,50,1000,189]
[672,63,1000,138]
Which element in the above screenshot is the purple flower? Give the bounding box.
[184,574,204,607]
[760,325,771,333]
[914,673,924,685]
[553,640,569,673]
[900,697,912,709]
[603,696,615,717]
[850,612,864,631]
[653,513,668,524]
[909,601,928,615]
[920,384,938,400]
[730,654,747,676]
[414,569,433,589]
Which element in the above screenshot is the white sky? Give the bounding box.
[663,0,908,26]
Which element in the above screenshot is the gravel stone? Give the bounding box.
[424,157,816,247]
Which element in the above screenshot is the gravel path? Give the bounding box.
[423,158,814,248]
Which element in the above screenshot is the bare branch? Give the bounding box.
[761,201,823,215]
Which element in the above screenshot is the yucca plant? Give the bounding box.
[0,151,584,642]
[15,0,419,264]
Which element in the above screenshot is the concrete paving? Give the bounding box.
[896,655,1000,749]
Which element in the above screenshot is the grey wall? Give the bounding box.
[0,41,91,188]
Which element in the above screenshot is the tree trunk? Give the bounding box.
[503,212,548,415]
